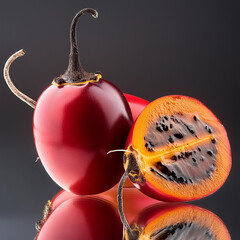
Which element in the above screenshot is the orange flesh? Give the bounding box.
[129,95,231,200]
[138,205,230,240]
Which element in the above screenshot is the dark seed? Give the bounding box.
[205,125,213,134]
[198,147,201,151]
[189,128,195,134]
[178,177,185,184]
[156,126,163,132]
[168,137,174,143]
[200,157,205,161]
[206,170,211,177]
[162,125,169,131]
[193,115,198,121]
[211,138,216,144]
[170,123,173,129]
[207,150,213,156]
[164,116,168,120]
[208,128,213,134]
[185,124,195,134]
[192,158,197,163]
[205,231,213,238]
[209,167,214,173]
[145,142,154,151]
[172,155,177,161]
[185,151,193,158]
[185,152,190,158]
[174,133,184,139]
[180,152,185,159]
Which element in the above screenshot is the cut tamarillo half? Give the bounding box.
[118,95,231,206]
[123,203,231,240]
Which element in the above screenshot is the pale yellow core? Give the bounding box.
[142,134,214,169]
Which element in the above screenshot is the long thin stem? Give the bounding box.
[3,49,36,109]
[117,163,133,238]
[67,8,98,75]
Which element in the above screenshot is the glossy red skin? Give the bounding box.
[51,190,80,209]
[51,188,160,223]
[123,94,149,121]
[33,79,133,195]
[36,197,123,240]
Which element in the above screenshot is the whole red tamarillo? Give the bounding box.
[3,8,134,195]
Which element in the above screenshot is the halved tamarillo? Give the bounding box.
[118,95,231,206]
[3,8,133,195]
[124,203,231,240]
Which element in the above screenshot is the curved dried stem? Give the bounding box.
[3,49,36,109]
[118,163,134,239]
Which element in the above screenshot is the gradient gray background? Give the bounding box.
[1,0,239,239]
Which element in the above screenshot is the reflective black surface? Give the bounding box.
[1,0,239,239]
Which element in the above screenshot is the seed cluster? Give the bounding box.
[145,113,218,184]
[150,221,215,240]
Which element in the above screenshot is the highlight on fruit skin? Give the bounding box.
[124,203,231,240]
[122,95,231,202]
[35,187,159,240]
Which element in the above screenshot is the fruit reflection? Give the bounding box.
[35,188,230,240]
[124,203,231,240]
[35,196,122,240]
[50,186,159,223]
[35,186,159,240]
